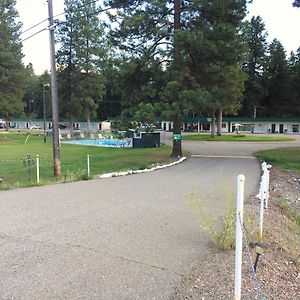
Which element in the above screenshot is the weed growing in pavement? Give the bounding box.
[188,182,259,251]
[188,183,236,250]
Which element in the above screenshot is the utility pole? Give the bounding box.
[47,0,61,177]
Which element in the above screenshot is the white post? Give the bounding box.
[87,154,90,179]
[234,174,245,300]
[36,155,40,184]
[259,179,264,240]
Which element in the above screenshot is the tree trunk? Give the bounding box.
[216,109,223,136]
[86,108,91,133]
[211,109,216,137]
[171,115,182,158]
[170,0,182,158]
[4,118,9,132]
[69,115,74,137]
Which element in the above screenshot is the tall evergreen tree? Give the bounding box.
[57,0,107,132]
[57,0,80,132]
[289,47,300,115]
[22,69,51,120]
[262,39,293,117]
[241,16,268,117]
[0,0,26,129]
[107,1,249,149]
[106,0,186,156]
[179,0,248,136]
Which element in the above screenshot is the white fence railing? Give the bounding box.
[256,162,272,239]
[234,163,271,299]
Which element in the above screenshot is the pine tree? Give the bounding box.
[106,0,186,156]
[57,0,107,132]
[289,47,300,115]
[22,69,51,120]
[0,0,26,129]
[57,0,80,133]
[241,16,268,117]
[106,0,249,142]
[180,0,248,136]
[263,39,292,117]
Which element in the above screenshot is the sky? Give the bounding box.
[16,0,300,75]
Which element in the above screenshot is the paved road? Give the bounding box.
[179,132,300,157]
[0,135,299,299]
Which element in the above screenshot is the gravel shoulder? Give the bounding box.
[170,167,300,299]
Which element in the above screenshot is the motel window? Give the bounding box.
[292,124,299,133]
[222,123,226,128]
[242,125,254,132]
[203,123,210,131]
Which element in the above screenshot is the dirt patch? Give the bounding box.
[170,168,300,299]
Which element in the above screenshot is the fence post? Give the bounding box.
[36,155,40,184]
[234,174,245,300]
[87,154,90,179]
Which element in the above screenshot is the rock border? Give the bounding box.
[97,157,187,179]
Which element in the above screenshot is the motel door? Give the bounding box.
[279,124,284,134]
[271,124,276,133]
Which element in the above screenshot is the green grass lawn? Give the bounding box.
[0,132,174,189]
[182,134,294,142]
[255,147,300,174]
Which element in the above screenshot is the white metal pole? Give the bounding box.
[234,174,245,300]
[36,155,40,184]
[259,182,264,240]
[87,155,90,179]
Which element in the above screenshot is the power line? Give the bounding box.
[21,28,47,42]
[21,3,115,43]
[22,18,48,34]
[21,0,102,35]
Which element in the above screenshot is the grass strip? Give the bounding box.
[254,147,300,174]
[0,132,174,189]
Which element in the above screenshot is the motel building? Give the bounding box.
[8,119,108,132]
[161,117,300,134]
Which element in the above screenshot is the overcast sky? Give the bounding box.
[16,0,300,75]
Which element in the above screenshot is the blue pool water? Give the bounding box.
[64,139,132,148]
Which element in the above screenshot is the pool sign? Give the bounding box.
[173,134,182,140]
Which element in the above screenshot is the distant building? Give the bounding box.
[9,119,102,132]
[161,117,300,134]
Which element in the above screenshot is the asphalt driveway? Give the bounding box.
[1,135,298,299]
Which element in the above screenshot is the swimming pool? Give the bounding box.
[63,139,132,148]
